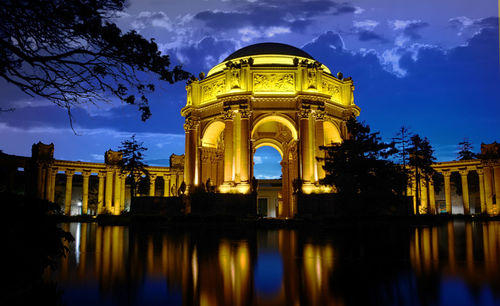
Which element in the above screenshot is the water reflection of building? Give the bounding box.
[49,222,500,305]
[410,221,500,286]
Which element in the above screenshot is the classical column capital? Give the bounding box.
[476,168,484,175]
[240,108,252,119]
[82,170,91,177]
[65,169,75,177]
[184,117,200,131]
[459,169,469,176]
[51,167,58,175]
[442,171,451,177]
[97,171,107,178]
[223,109,235,120]
[298,107,311,119]
[312,110,325,120]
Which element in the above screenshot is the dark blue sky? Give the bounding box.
[0,0,498,178]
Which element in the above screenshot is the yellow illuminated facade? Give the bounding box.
[181,43,359,217]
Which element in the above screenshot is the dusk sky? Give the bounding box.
[0,0,499,179]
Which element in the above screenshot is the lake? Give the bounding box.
[44,221,500,306]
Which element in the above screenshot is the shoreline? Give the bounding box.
[53,213,500,229]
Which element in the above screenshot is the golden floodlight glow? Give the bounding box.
[181,43,360,217]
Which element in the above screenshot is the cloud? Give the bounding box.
[132,11,173,30]
[390,19,429,40]
[353,19,379,31]
[168,36,239,71]
[194,1,358,37]
[254,155,263,164]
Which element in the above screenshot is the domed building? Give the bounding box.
[181,43,360,217]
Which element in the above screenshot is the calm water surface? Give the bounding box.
[44,221,500,306]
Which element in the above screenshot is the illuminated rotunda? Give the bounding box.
[181,43,360,218]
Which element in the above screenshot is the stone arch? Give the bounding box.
[323,120,342,145]
[252,114,298,140]
[201,120,225,148]
[253,138,284,158]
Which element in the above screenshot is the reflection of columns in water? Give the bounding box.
[78,223,88,278]
[443,171,452,214]
[64,169,75,215]
[217,241,250,306]
[82,170,90,215]
[447,222,456,272]
[465,222,474,273]
[460,170,470,214]
[483,222,499,273]
[432,227,439,270]
[302,243,336,305]
[278,230,300,306]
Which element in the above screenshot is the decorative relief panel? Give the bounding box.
[202,79,225,102]
[322,81,341,102]
[253,73,295,92]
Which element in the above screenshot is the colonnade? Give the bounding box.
[410,160,500,215]
[30,144,185,216]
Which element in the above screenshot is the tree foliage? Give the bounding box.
[408,134,436,213]
[457,138,476,160]
[320,117,406,214]
[0,0,190,121]
[119,135,149,201]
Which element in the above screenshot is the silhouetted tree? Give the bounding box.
[119,135,149,202]
[320,117,405,215]
[0,0,190,123]
[408,135,436,214]
[393,126,413,197]
[457,138,476,160]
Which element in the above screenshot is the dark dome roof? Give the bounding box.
[223,43,315,61]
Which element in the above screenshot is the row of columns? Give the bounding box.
[411,164,500,215]
[36,163,182,215]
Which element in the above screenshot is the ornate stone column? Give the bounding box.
[49,167,57,202]
[420,179,428,214]
[64,169,75,216]
[36,162,44,198]
[149,174,157,196]
[477,168,486,213]
[163,174,170,197]
[105,169,113,213]
[494,166,500,215]
[313,110,325,182]
[443,171,452,214]
[97,171,106,215]
[120,174,126,212]
[459,169,470,215]
[299,107,313,189]
[184,117,199,191]
[484,166,493,215]
[45,166,52,201]
[113,169,121,215]
[223,110,234,186]
[82,170,91,215]
[429,179,436,214]
[239,108,251,186]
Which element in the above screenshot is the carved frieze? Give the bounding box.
[253,73,295,92]
[322,81,341,102]
[202,79,225,102]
